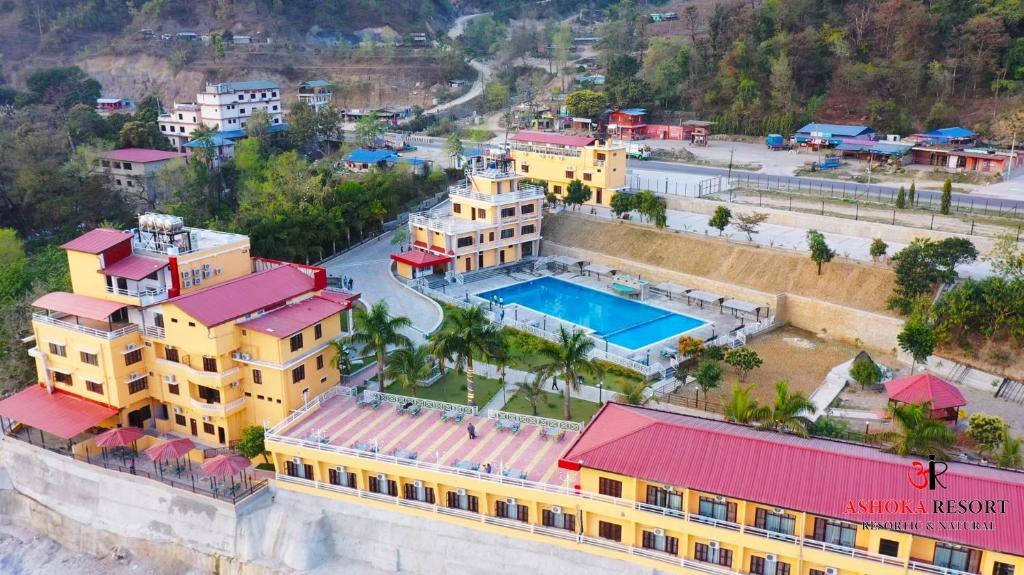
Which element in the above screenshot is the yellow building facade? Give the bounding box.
[266,399,1024,575]
[509,131,627,207]
[400,169,543,278]
[26,215,357,447]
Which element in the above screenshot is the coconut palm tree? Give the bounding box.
[328,340,355,383]
[489,331,511,404]
[385,345,433,397]
[346,301,412,390]
[758,380,815,437]
[429,305,501,406]
[723,384,765,424]
[617,379,650,405]
[997,426,1022,469]
[880,402,955,457]
[517,379,547,416]
[534,326,603,421]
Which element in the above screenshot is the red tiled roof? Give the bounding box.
[886,374,967,410]
[32,292,128,322]
[61,229,132,254]
[390,250,451,268]
[100,148,186,163]
[510,131,596,147]
[169,265,316,327]
[239,296,344,338]
[99,254,167,281]
[561,403,1024,556]
[0,385,116,439]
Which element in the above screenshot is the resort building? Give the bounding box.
[397,168,544,278]
[19,214,357,447]
[158,81,284,150]
[298,80,334,112]
[508,131,627,207]
[92,148,187,210]
[95,97,136,116]
[267,398,1024,575]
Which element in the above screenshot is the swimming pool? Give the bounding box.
[476,277,708,350]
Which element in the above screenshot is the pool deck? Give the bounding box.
[279,393,579,486]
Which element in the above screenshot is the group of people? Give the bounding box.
[339,275,355,291]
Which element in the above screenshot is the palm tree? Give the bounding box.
[758,380,815,437]
[346,301,412,390]
[997,426,1022,469]
[723,384,766,424]
[617,379,650,405]
[489,331,511,404]
[517,380,547,416]
[327,340,355,383]
[429,305,501,406]
[534,326,603,421]
[385,345,433,397]
[880,402,955,458]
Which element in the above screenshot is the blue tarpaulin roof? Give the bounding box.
[913,127,976,141]
[463,148,485,157]
[796,123,875,137]
[184,134,235,148]
[619,108,648,116]
[836,141,913,156]
[346,149,399,163]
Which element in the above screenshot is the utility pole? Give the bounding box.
[1006,132,1017,180]
[727,148,734,179]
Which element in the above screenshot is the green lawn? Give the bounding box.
[385,371,503,407]
[502,389,602,423]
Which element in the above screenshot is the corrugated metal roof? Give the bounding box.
[885,374,967,410]
[61,229,132,254]
[511,131,596,147]
[390,250,451,268]
[216,80,279,91]
[346,149,399,163]
[239,296,344,338]
[32,292,129,322]
[170,265,316,327]
[99,255,167,281]
[100,148,186,163]
[0,385,116,439]
[561,403,1024,556]
[796,123,874,137]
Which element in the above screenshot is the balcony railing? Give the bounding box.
[190,396,245,415]
[32,313,138,340]
[448,182,545,204]
[409,213,492,234]
[156,358,240,383]
[141,325,165,339]
[105,285,169,305]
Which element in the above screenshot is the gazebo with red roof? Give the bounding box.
[884,373,967,421]
[391,250,452,280]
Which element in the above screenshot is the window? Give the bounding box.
[240,108,246,114]
[476,208,486,219]
[541,508,575,531]
[314,323,322,339]
[284,460,314,479]
[750,557,791,575]
[49,343,66,357]
[252,369,262,384]
[368,476,398,496]
[500,207,516,218]
[80,351,98,365]
[583,172,592,181]
[329,467,357,489]
[933,544,980,573]
[565,170,574,179]
[878,538,900,557]
[202,356,217,372]
[168,383,180,395]
[500,228,515,239]
[203,422,215,434]
[316,354,324,370]
[237,94,243,101]
[197,385,220,403]
[699,497,737,523]
[127,377,148,394]
[994,562,1016,575]
[53,371,72,385]
[165,347,179,362]
[124,349,142,365]
[598,477,622,498]
[495,500,529,522]
[809,570,827,575]
[812,518,857,548]
[126,180,134,187]
[521,224,535,235]
[272,105,278,111]
[453,203,461,213]
[553,185,562,194]
[272,92,277,98]
[188,322,196,327]
[174,414,186,426]
[521,203,535,214]
[86,380,103,394]
[641,531,679,555]
[290,333,304,352]
[488,231,494,242]
[456,236,473,248]
[646,486,683,513]
[446,491,479,512]
[695,543,732,567]
[754,508,795,535]
[122,162,132,170]
[597,521,621,542]
[292,365,306,383]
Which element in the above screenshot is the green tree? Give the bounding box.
[896,186,907,209]
[693,359,722,408]
[534,326,602,420]
[997,427,1022,469]
[431,305,502,406]
[211,32,226,59]
[870,238,889,261]
[346,301,413,389]
[807,230,835,275]
[881,403,954,458]
[0,229,24,266]
[482,81,510,112]
[898,318,936,372]
[565,89,609,120]
[236,426,270,465]
[287,100,317,149]
[617,379,650,405]
[723,347,763,381]
[445,133,464,163]
[118,121,160,149]
[723,384,764,424]
[940,177,952,214]
[517,380,546,416]
[327,340,355,381]
[849,359,882,388]
[985,233,1024,280]
[609,191,635,217]
[25,66,101,109]
[708,206,732,235]
[385,344,434,397]
[355,114,385,148]
[908,181,916,207]
[246,109,272,145]
[734,212,768,241]
[967,413,1006,456]
[564,179,592,210]
[757,380,815,437]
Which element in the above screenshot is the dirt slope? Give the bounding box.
[543,212,897,315]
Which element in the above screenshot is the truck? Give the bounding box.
[766,134,788,150]
[623,141,652,160]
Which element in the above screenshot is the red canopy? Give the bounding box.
[390,250,451,268]
[0,385,116,439]
[145,438,195,462]
[885,373,967,410]
[95,426,143,447]
[202,453,251,478]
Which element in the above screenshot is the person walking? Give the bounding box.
[551,377,559,391]
[467,422,476,440]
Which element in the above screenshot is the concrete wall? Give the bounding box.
[778,293,904,351]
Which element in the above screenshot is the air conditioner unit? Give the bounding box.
[773,507,785,514]
[456,488,467,496]
[708,541,720,550]
[714,495,726,503]
[125,343,137,351]
[202,416,212,422]
[506,497,516,505]
[203,263,212,273]
[193,275,202,285]
[376,473,386,481]
[335,465,345,474]
[551,506,562,514]
[202,269,211,278]
[765,554,778,563]
[173,406,182,414]
[240,353,251,361]
[128,372,140,380]
[824,568,838,575]
[181,270,191,280]
[183,279,192,288]
[653,528,665,537]
[214,267,223,275]
[162,374,176,383]
[414,480,423,488]
[229,381,239,388]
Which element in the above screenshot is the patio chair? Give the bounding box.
[452,413,464,424]
[409,405,422,417]
[357,394,375,408]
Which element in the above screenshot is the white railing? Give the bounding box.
[509,142,583,158]
[141,325,165,339]
[448,182,545,204]
[266,385,347,435]
[156,358,240,382]
[32,314,138,340]
[486,409,582,432]
[409,213,492,234]
[363,390,477,416]
[190,396,246,414]
[908,561,975,575]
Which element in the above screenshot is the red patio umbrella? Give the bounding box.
[145,438,195,463]
[202,453,251,478]
[95,426,143,447]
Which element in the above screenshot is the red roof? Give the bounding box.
[100,148,186,163]
[390,250,451,268]
[61,228,132,254]
[240,296,344,337]
[561,403,1024,556]
[885,374,967,410]
[0,385,116,439]
[169,265,316,327]
[319,289,360,306]
[33,292,128,322]
[100,254,167,281]
[510,131,596,147]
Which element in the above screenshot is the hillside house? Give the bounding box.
[96,98,136,117]
[93,149,186,210]
[607,107,648,140]
[298,80,334,113]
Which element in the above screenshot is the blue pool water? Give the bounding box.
[476,277,707,350]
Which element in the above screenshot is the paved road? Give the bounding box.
[320,232,442,344]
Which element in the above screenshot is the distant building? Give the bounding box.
[183,133,237,167]
[607,108,649,140]
[343,149,399,172]
[96,98,136,117]
[574,74,605,86]
[298,80,334,113]
[905,128,1021,174]
[509,131,627,207]
[793,123,876,148]
[158,103,201,149]
[907,127,977,147]
[158,81,285,150]
[93,149,186,210]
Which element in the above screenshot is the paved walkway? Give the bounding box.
[473,361,609,414]
[319,232,442,344]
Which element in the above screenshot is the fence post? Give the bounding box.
[930,215,934,230]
